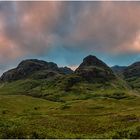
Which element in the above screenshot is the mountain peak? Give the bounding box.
[17,59,58,71]
[83,55,98,62]
[77,55,109,69]
[0,59,59,82]
[75,55,115,82]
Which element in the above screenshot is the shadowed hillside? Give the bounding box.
[0,59,73,82]
[112,62,140,93]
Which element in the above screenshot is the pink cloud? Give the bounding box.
[1,1,140,68]
[64,2,140,54]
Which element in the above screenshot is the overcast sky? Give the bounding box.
[0,1,140,75]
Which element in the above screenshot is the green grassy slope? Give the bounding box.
[125,77,140,92]
[0,78,140,139]
[0,95,140,138]
[0,76,135,102]
[0,73,140,138]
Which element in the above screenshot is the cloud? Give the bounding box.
[63,2,140,54]
[1,1,140,73]
[69,65,78,71]
[0,2,64,63]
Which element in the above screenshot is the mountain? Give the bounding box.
[111,62,140,79]
[0,55,130,101]
[59,67,73,74]
[123,62,140,78]
[0,55,139,139]
[110,62,140,91]
[75,55,116,82]
[111,65,127,78]
[0,55,116,83]
[111,65,127,74]
[123,62,140,90]
[0,59,73,82]
[58,55,127,94]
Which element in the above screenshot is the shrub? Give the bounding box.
[1,126,27,139]
[64,75,82,92]
[111,126,140,139]
[105,91,127,99]
[60,104,71,110]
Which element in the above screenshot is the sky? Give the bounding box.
[1,1,140,75]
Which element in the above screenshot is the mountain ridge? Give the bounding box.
[0,55,140,99]
[0,55,117,83]
[0,59,73,82]
[0,55,131,102]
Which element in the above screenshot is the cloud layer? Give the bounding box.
[1,1,140,73]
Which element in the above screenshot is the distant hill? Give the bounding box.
[111,65,127,74]
[111,62,140,91]
[123,62,140,91]
[123,62,140,78]
[111,65,127,78]
[111,62,140,80]
[59,67,73,75]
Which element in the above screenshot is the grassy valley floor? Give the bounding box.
[0,94,140,139]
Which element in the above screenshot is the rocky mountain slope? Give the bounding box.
[0,59,73,82]
[0,55,131,101]
[75,55,116,82]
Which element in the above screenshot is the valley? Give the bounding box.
[0,95,140,138]
[0,55,140,138]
